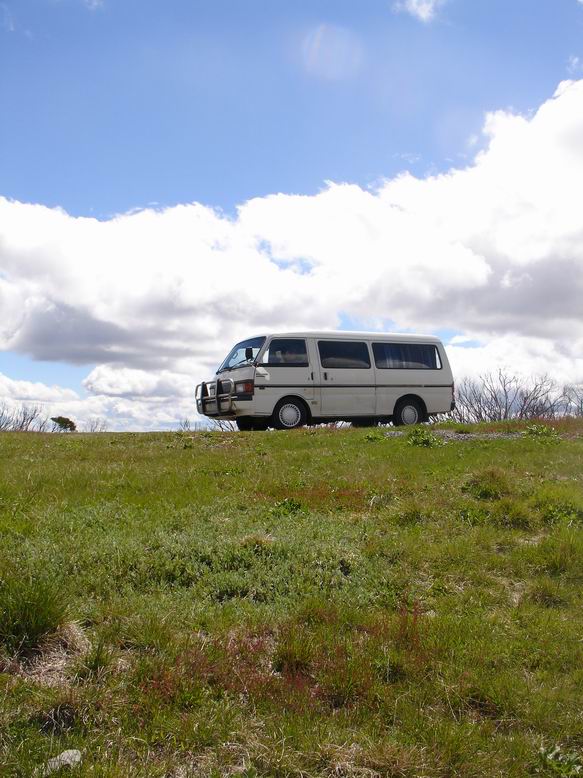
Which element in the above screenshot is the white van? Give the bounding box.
[195,331,454,430]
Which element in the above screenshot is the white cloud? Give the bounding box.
[0,371,194,431]
[393,0,445,23]
[568,55,583,75]
[2,80,583,428]
[0,373,78,404]
[446,336,583,385]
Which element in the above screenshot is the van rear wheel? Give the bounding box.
[393,398,425,426]
[272,398,307,430]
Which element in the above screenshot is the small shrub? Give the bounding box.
[537,744,583,776]
[0,571,68,656]
[295,598,340,626]
[211,572,251,602]
[395,502,425,526]
[524,424,561,444]
[270,498,303,517]
[462,468,510,500]
[406,427,444,448]
[375,647,407,683]
[76,636,115,681]
[121,612,176,653]
[539,533,582,577]
[459,503,490,526]
[316,645,373,708]
[50,415,77,432]
[239,534,276,556]
[461,687,502,721]
[493,498,533,529]
[528,579,568,608]
[368,492,394,510]
[364,430,385,443]
[534,491,583,526]
[273,631,313,676]
[32,700,79,735]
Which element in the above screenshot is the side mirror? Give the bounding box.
[245,347,254,360]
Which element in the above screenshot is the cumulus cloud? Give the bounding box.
[446,336,583,386]
[0,371,194,431]
[393,0,445,23]
[2,80,583,428]
[0,373,78,405]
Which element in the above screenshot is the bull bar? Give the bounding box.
[195,378,236,418]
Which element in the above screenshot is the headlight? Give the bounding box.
[235,380,254,395]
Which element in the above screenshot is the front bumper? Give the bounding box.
[196,378,250,418]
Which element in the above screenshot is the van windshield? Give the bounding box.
[217,337,266,373]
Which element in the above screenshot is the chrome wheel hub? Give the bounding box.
[279,403,301,428]
[402,405,419,425]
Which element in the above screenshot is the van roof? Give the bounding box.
[251,331,443,344]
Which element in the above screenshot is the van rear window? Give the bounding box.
[372,343,441,370]
[318,341,371,369]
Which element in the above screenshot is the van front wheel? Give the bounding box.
[393,398,425,426]
[272,398,307,430]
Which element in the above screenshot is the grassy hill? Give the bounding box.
[1,421,583,776]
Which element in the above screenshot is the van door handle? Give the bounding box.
[310,371,314,380]
[324,372,328,380]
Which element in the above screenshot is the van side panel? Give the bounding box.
[373,341,453,416]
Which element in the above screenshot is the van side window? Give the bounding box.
[372,343,442,370]
[318,341,371,369]
[261,338,309,366]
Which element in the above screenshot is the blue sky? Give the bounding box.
[2,0,583,428]
[2,0,582,217]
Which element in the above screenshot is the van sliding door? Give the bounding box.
[317,340,375,417]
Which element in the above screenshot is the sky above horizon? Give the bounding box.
[2,0,583,430]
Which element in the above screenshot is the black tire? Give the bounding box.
[352,418,377,428]
[272,397,308,430]
[393,397,425,427]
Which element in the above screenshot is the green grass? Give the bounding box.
[1,423,583,776]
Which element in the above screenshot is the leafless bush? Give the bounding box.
[0,404,14,432]
[84,417,108,433]
[0,403,49,432]
[451,371,579,423]
[208,418,237,432]
[15,404,49,431]
[564,385,583,418]
[178,418,210,432]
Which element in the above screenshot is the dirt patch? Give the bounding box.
[4,622,90,687]
[383,429,523,441]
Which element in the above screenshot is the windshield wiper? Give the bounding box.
[224,358,255,371]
